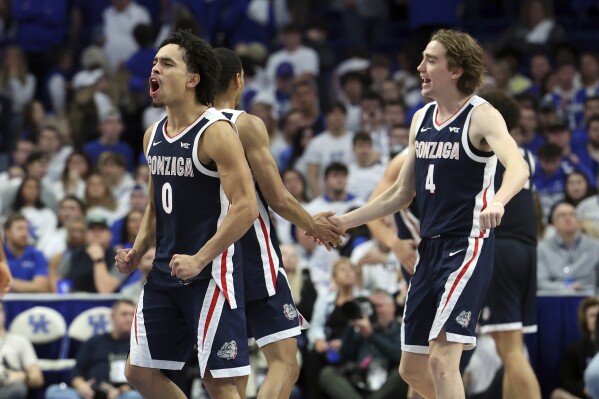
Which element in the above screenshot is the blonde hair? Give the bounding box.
[431,29,484,95]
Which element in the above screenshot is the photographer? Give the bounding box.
[319,290,408,399]
[45,299,141,399]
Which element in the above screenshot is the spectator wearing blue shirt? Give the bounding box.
[3,213,49,293]
[571,96,599,149]
[572,115,599,178]
[83,108,134,171]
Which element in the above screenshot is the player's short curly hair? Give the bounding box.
[159,30,221,106]
[431,29,484,95]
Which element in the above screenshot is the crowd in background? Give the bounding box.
[0,0,599,398]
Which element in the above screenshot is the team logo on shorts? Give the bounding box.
[283,304,298,320]
[217,341,238,360]
[456,311,472,328]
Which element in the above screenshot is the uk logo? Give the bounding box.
[283,304,298,320]
[217,341,238,360]
[456,311,471,328]
[28,315,49,334]
[88,314,109,335]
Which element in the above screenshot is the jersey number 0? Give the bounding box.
[162,182,173,214]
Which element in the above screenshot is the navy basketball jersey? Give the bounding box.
[146,108,242,309]
[414,96,497,238]
[494,147,537,245]
[221,109,284,302]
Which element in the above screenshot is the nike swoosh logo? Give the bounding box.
[449,249,466,257]
[153,141,162,146]
[420,127,432,132]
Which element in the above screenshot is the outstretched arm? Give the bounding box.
[334,110,422,230]
[237,114,342,248]
[170,121,258,280]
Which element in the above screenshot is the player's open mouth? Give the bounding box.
[421,78,431,87]
[149,76,161,97]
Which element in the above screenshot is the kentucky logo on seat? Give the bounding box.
[28,314,50,334]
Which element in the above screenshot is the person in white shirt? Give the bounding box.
[97,152,135,219]
[264,24,319,89]
[301,102,355,197]
[102,0,151,71]
[37,124,73,183]
[347,132,387,202]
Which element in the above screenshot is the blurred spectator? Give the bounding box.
[83,173,120,226]
[272,62,295,119]
[318,289,408,399]
[368,55,392,95]
[304,258,362,399]
[97,152,135,216]
[39,195,86,261]
[291,79,325,134]
[10,176,57,249]
[58,216,126,293]
[83,108,135,171]
[360,91,387,160]
[544,119,595,183]
[338,0,389,50]
[249,99,282,159]
[338,71,367,133]
[527,52,553,97]
[350,215,402,295]
[564,171,595,208]
[47,216,86,293]
[0,301,44,398]
[302,103,354,197]
[45,299,141,399]
[68,68,115,148]
[573,115,599,176]
[295,223,340,294]
[537,202,599,294]
[347,133,386,202]
[543,61,580,129]
[265,24,319,89]
[496,0,567,54]
[577,173,599,233]
[37,124,73,183]
[572,52,599,129]
[0,45,36,115]
[388,124,410,159]
[19,99,46,143]
[278,125,313,174]
[51,150,91,201]
[3,213,49,293]
[44,46,74,116]
[304,162,364,219]
[113,209,143,249]
[553,296,599,399]
[102,0,151,72]
[535,143,578,220]
[572,96,599,148]
[7,139,34,170]
[516,104,545,154]
[124,23,156,110]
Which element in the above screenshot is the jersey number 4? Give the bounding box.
[162,182,173,214]
[425,164,436,193]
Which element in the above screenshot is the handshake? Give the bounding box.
[303,212,347,250]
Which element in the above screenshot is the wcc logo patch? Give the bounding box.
[217,341,238,360]
[456,311,472,328]
[283,304,298,320]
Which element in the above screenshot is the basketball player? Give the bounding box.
[329,29,529,399]
[478,90,541,399]
[0,240,12,295]
[212,47,342,399]
[114,30,258,399]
